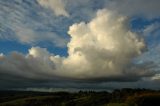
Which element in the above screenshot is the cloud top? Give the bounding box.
[62,9,147,79]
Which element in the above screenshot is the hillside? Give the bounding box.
[0,89,160,106]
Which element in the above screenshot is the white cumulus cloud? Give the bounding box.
[0,9,154,83]
[62,9,147,79]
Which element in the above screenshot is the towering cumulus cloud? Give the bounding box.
[0,9,153,82]
[61,9,147,80]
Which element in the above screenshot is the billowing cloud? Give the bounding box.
[0,9,154,85]
[61,9,149,80]
[37,0,69,17]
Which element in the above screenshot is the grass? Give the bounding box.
[0,89,160,106]
[0,96,60,106]
[106,103,129,106]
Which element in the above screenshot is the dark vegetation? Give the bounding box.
[0,88,160,106]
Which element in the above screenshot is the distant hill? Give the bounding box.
[0,89,160,106]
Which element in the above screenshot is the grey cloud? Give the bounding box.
[105,0,160,19]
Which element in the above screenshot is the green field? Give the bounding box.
[0,89,160,106]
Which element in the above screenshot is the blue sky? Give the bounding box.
[0,0,160,90]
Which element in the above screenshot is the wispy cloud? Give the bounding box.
[0,0,68,47]
[106,0,160,19]
[37,0,69,17]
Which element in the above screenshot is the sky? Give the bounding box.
[0,0,160,91]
